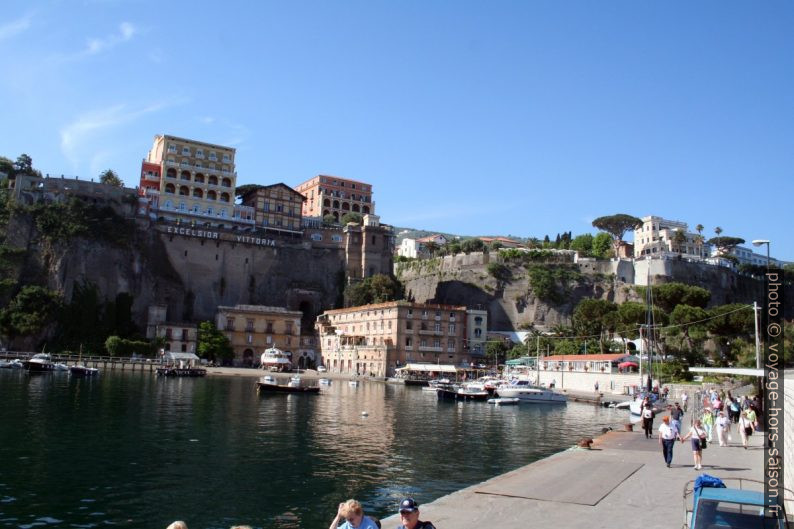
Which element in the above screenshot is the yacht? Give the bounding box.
[260,347,292,372]
[495,380,567,403]
[24,353,54,373]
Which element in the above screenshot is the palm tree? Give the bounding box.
[714,226,723,257]
[673,229,687,254]
[695,224,704,236]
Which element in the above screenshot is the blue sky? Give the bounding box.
[1,1,792,260]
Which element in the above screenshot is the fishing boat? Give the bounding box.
[256,376,320,394]
[24,353,54,373]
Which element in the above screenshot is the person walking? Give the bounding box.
[681,391,689,412]
[681,419,707,470]
[670,402,684,433]
[701,408,715,442]
[329,499,379,529]
[716,411,731,447]
[658,416,682,468]
[641,403,655,439]
[738,411,754,449]
[745,406,759,431]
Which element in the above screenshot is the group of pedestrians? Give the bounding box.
[654,388,762,470]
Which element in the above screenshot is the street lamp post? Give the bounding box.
[751,239,770,373]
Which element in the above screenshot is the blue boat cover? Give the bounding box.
[694,474,726,494]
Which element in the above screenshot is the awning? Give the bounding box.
[165,352,200,361]
[397,363,458,373]
[618,361,638,369]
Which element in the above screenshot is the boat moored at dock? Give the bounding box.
[495,381,566,403]
[24,353,54,373]
[256,377,320,394]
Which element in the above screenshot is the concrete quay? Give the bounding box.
[381,424,765,529]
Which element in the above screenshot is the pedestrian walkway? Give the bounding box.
[381,425,764,529]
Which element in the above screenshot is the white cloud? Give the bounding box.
[60,100,180,167]
[0,13,33,41]
[83,21,137,55]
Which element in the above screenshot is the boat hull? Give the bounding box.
[496,387,567,403]
[437,387,489,401]
[70,366,99,376]
[156,367,207,377]
[256,382,320,394]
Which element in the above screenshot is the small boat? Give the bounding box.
[488,397,520,406]
[319,378,331,385]
[262,375,277,384]
[348,380,359,387]
[437,383,489,401]
[53,363,69,372]
[256,377,320,394]
[70,365,99,377]
[24,353,54,373]
[0,359,24,369]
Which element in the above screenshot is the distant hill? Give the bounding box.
[393,227,531,245]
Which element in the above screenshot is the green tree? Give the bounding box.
[638,282,711,313]
[573,298,618,352]
[341,212,363,225]
[591,214,642,256]
[485,340,509,366]
[14,154,34,175]
[668,304,709,353]
[345,274,403,306]
[706,303,754,362]
[323,214,338,225]
[707,235,745,259]
[460,238,485,254]
[99,169,123,187]
[570,234,594,256]
[423,241,439,256]
[672,229,687,253]
[0,285,63,342]
[487,262,511,282]
[591,232,612,259]
[235,184,266,201]
[197,321,234,362]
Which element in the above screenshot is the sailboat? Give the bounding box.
[70,345,99,377]
[629,269,662,416]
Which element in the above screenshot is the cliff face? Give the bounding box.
[396,253,789,330]
[6,214,348,334]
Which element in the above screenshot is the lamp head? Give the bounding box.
[752,239,770,247]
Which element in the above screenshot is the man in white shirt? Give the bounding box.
[658,416,682,467]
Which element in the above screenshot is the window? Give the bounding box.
[448,339,455,350]
[266,321,274,333]
[181,329,188,341]
[311,233,323,241]
[196,149,204,158]
[226,318,234,331]
[433,338,441,348]
[285,322,293,335]
[331,234,343,242]
[474,316,483,325]
[182,147,191,155]
[406,321,413,330]
[406,337,412,347]
[474,329,482,338]
[209,152,217,161]
[246,319,254,332]
[420,339,427,347]
[448,323,456,334]
[165,328,172,339]
[222,154,230,162]
[168,145,177,153]
[434,322,441,332]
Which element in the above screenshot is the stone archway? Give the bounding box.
[243,348,254,367]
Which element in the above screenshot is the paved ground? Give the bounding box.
[380,423,764,529]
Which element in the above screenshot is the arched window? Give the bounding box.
[165,183,175,194]
[341,202,350,211]
[323,198,330,207]
[166,168,177,178]
[323,210,330,216]
[208,175,218,186]
[221,177,232,188]
[194,173,205,183]
[220,192,230,202]
[207,190,217,201]
[332,211,339,221]
[180,170,191,181]
[352,204,360,212]
[333,200,340,209]
[362,206,370,214]
[179,186,189,196]
[193,188,203,198]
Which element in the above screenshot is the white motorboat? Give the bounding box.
[288,375,302,388]
[24,353,54,372]
[0,359,24,369]
[319,378,331,385]
[54,363,69,372]
[262,375,277,385]
[496,382,567,403]
[348,380,359,387]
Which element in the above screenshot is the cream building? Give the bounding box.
[154,323,198,355]
[633,215,708,260]
[315,301,474,377]
[216,305,303,367]
[138,134,255,227]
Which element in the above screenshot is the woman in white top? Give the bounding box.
[715,411,731,447]
[681,419,707,470]
[737,410,754,449]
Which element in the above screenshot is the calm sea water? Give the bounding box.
[0,370,625,528]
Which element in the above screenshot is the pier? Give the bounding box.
[380,421,766,529]
[0,351,159,372]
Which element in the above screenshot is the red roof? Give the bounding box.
[541,354,632,362]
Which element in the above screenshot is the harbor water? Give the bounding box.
[0,370,625,528]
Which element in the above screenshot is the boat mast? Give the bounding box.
[645,266,655,393]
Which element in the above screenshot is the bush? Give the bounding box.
[487,263,512,282]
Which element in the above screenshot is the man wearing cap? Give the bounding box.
[396,498,436,529]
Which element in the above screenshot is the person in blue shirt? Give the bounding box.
[396,498,436,529]
[329,499,379,529]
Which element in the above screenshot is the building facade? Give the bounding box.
[154,323,198,355]
[138,134,255,227]
[295,174,374,222]
[709,245,787,268]
[465,309,488,358]
[216,305,303,367]
[633,216,708,260]
[315,301,472,377]
[239,183,305,234]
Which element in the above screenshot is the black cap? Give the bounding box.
[399,498,418,513]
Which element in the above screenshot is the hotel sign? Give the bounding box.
[165,226,277,247]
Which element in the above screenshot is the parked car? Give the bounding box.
[317,365,327,373]
[684,476,791,529]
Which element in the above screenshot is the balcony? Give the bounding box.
[418,329,442,336]
[418,346,443,352]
